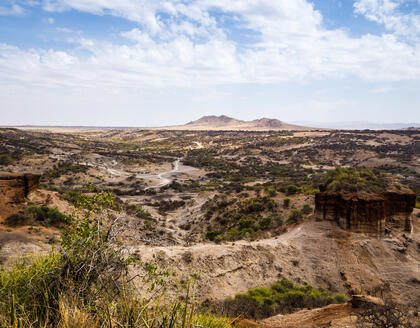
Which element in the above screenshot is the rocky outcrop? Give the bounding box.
[350,295,384,308]
[259,296,385,328]
[383,192,416,231]
[0,172,40,204]
[315,191,416,235]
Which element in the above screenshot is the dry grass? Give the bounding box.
[58,298,98,328]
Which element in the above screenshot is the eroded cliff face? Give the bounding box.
[315,190,416,235]
[0,172,40,204]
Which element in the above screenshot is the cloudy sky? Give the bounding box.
[1,0,420,126]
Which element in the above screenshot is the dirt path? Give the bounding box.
[143,159,181,190]
[142,141,203,190]
[194,141,203,149]
[70,140,203,189]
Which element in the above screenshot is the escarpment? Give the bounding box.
[0,172,40,204]
[315,190,416,235]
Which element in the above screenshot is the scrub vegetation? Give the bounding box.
[220,277,347,320]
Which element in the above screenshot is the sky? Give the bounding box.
[0,0,420,126]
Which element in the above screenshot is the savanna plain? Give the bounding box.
[0,126,419,328]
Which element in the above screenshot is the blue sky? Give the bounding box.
[1,0,420,126]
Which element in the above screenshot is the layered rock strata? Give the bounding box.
[315,191,415,235]
[0,172,40,204]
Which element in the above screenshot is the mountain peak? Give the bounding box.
[171,115,314,131]
[187,115,243,126]
[251,118,284,128]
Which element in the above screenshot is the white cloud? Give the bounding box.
[0,3,25,16]
[370,86,395,93]
[354,0,420,39]
[42,16,55,23]
[56,27,74,33]
[42,0,170,35]
[1,0,420,94]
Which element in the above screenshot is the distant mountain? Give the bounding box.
[166,115,316,131]
[186,115,243,127]
[292,121,420,130]
[250,118,286,129]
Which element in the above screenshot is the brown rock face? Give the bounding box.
[315,191,415,235]
[383,192,416,231]
[0,172,40,204]
[350,295,384,308]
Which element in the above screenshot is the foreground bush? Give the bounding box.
[0,188,238,328]
[220,277,347,320]
[0,196,131,326]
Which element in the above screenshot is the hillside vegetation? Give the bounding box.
[0,190,239,328]
[221,277,347,320]
[320,167,404,194]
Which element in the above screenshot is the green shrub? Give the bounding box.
[239,218,253,229]
[301,204,312,214]
[45,162,88,180]
[39,183,60,192]
[126,203,152,218]
[283,198,291,207]
[301,186,319,195]
[285,185,301,195]
[0,253,63,325]
[204,196,280,241]
[63,184,116,212]
[206,229,221,241]
[287,210,302,224]
[259,217,272,229]
[25,204,71,225]
[6,205,71,226]
[334,294,348,303]
[226,228,241,240]
[0,153,16,165]
[239,227,255,237]
[222,277,347,320]
[320,167,390,193]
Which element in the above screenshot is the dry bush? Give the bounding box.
[357,301,415,328]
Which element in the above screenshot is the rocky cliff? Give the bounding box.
[315,190,416,235]
[0,172,40,204]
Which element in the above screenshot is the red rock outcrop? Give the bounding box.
[315,190,415,235]
[0,172,40,204]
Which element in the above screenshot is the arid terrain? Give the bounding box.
[0,121,419,327]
